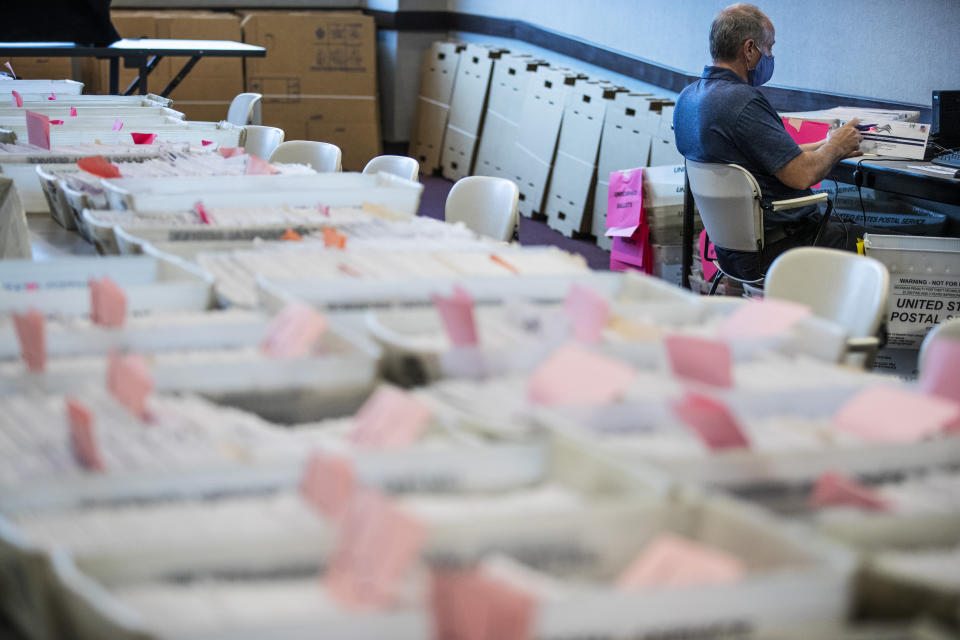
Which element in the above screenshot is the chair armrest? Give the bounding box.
[770,192,828,211]
[845,336,880,353]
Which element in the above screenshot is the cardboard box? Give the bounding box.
[261,96,381,170]
[3,57,74,82]
[650,103,684,166]
[440,44,504,181]
[545,82,624,237]
[242,11,377,97]
[173,102,232,123]
[410,41,463,174]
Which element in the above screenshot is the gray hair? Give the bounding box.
[710,4,771,62]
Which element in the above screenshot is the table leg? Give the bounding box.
[161,56,201,98]
[109,58,119,95]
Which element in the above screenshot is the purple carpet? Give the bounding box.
[417,175,611,270]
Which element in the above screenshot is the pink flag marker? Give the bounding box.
[70,106,77,117]
[245,154,278,175]
[528,344,636,406]
[48,92,56,101]
[195,201,212,225]
[260,302,328,359]
[66,398,105,472]
[564,284,610,344]
[112,119,123,131]
[617,534,744,590]
[201,139,213,146]
[810,471,888,511]
[89,276,127,328]
[719,298,811,339]
[25,110,51,150]
[50,120,64,125]
[218,146,244,158]
[432,285,479,347]
[4,61,16,78]
[106,352,153,421]
[431,568,537,640]
[77,156,122,179]
[299,451,355,521]
[348,385,433,449]
[11,90,23,107]
[673,393,750,450]
[13,310,46,372]
[130,132,157,145]
[918,339,960,404]
[664,334,734,388]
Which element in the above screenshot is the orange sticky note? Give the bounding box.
[66,398,105,472]
[528,344,635,406]
[673,393,750,450]
[348,385,432,449]
[106,352,152,420]
[130,132,157,145]
[299,451,355,521]
[13,310,46,372]
[89,277,127,328]
[280,228,302,241]
[810,471,888,511]
[70,106,77,117]
[25,110,51,150]
[325,489,427,609]
[322,226,347,249]
[663,334,733,388]
[77,156,122,179]
[432,285,478,347]
[617,534,744,590]
[431,569,536,640]
[719,299,811,338]
[218,146,244,158]
[918,339,960,404]
[112,119,123,131]
[563,284,610,344]
[245,154,279,175]
[11,90,22,107]
[833,387,960,443]
[260,302,328,359]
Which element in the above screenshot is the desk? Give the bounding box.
[679,157,960,289]
[0,39,265,97]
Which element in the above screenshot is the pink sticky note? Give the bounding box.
[260,302,328,359]
[617,534,744,590]
[782,117,830,145]
[106,352,152,420]
[77,155,122,179]
[112,119,123,131]
[70,106,77,117]
[699,230,719,283]
[245,154,278,175]
[194,201,212,225]
[719,298,811,338]
[528,344,636,406]
[348,385,433,449]
[89,277,126,328]
[130,132,157,145]
[49,120,64,125]
[13,310,46,372]
[66,398,105,472]
[919,339,960,404]
[25,110,51,150]
[810,471,888,511]
[11,90,23,107]
[218,146,244,158]
[673,393,750,450]
[201,139,213,146]
[610,227,650,267]
[664,334,733,388]
[431,568,536,640]
[48,92,55,101]
[300,451,355,521]
[564,284,610,344]
[325,489,427,608]
[833,387,960,443]
[606,168,644,233]
[4,61,16,78]
[432,285,479,348]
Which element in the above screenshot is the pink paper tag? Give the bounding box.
[664,334,733,387]
[70,106,77,117]
[77,155,122,179]
[782,117,831,145]
[564,284,610,344]
[432,285,479,347]
[833,387,960,443]
[89,277,126,328]
[201,139,213,146]
[606,168,644,232]
[106,352,152,420]
[918,339,960,404]
[11,90,23,107]
[25,110,51,150]
[610,226,650,268]
[617,534,744,590]
[348,385,433,449]
[130,132,157,145]
[218,146,244,158]
[66,398,105,472]
[112,119,123,131]
[50,120,63,125]
[13,310,46,372]
[528,344,636,406]
[300,451,355,521]
[4,61,16,78]
[245,154,278,175]
[325,489,427,608]
[698,229,719,283]
[260,302,328,359]
[431,568,536,640]
[48,92,55,101]
[194,201,212,224]
[719,299,811,338]
[809,471,888,511]
[673,393,750,450]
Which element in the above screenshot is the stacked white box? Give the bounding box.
[409,41,463,175]
[511,67,586,219]
[439,44,506,181]
[544,82,624,238]
[650,103,685,166]
[474,54,545,180]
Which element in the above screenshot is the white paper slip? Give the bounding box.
[859,122,931,160]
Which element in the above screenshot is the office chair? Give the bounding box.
[362,155,419,182]
[269,141,342,173]
[226,93,262,126]
[241,125,285,161]
[445,176,519,242]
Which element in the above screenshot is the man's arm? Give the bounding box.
[776,119,863,189]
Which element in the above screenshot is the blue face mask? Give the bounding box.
[748,52,775,87]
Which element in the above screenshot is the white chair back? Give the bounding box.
[918,317,960,371]
[226,93,262,126]
[242,125,285,161]
[269,141,342,173]
[686,160,765,252]
[765,247,890,339]
[445,176,519,242]
[362,155,419,181]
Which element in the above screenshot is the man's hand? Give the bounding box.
[776,118,864,189]
[827,118,864,158]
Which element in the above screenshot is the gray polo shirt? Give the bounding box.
[674,66,814,229]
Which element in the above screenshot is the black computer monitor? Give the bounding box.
[932,90,960,146]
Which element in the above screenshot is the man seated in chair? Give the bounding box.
[674,3,864,281]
